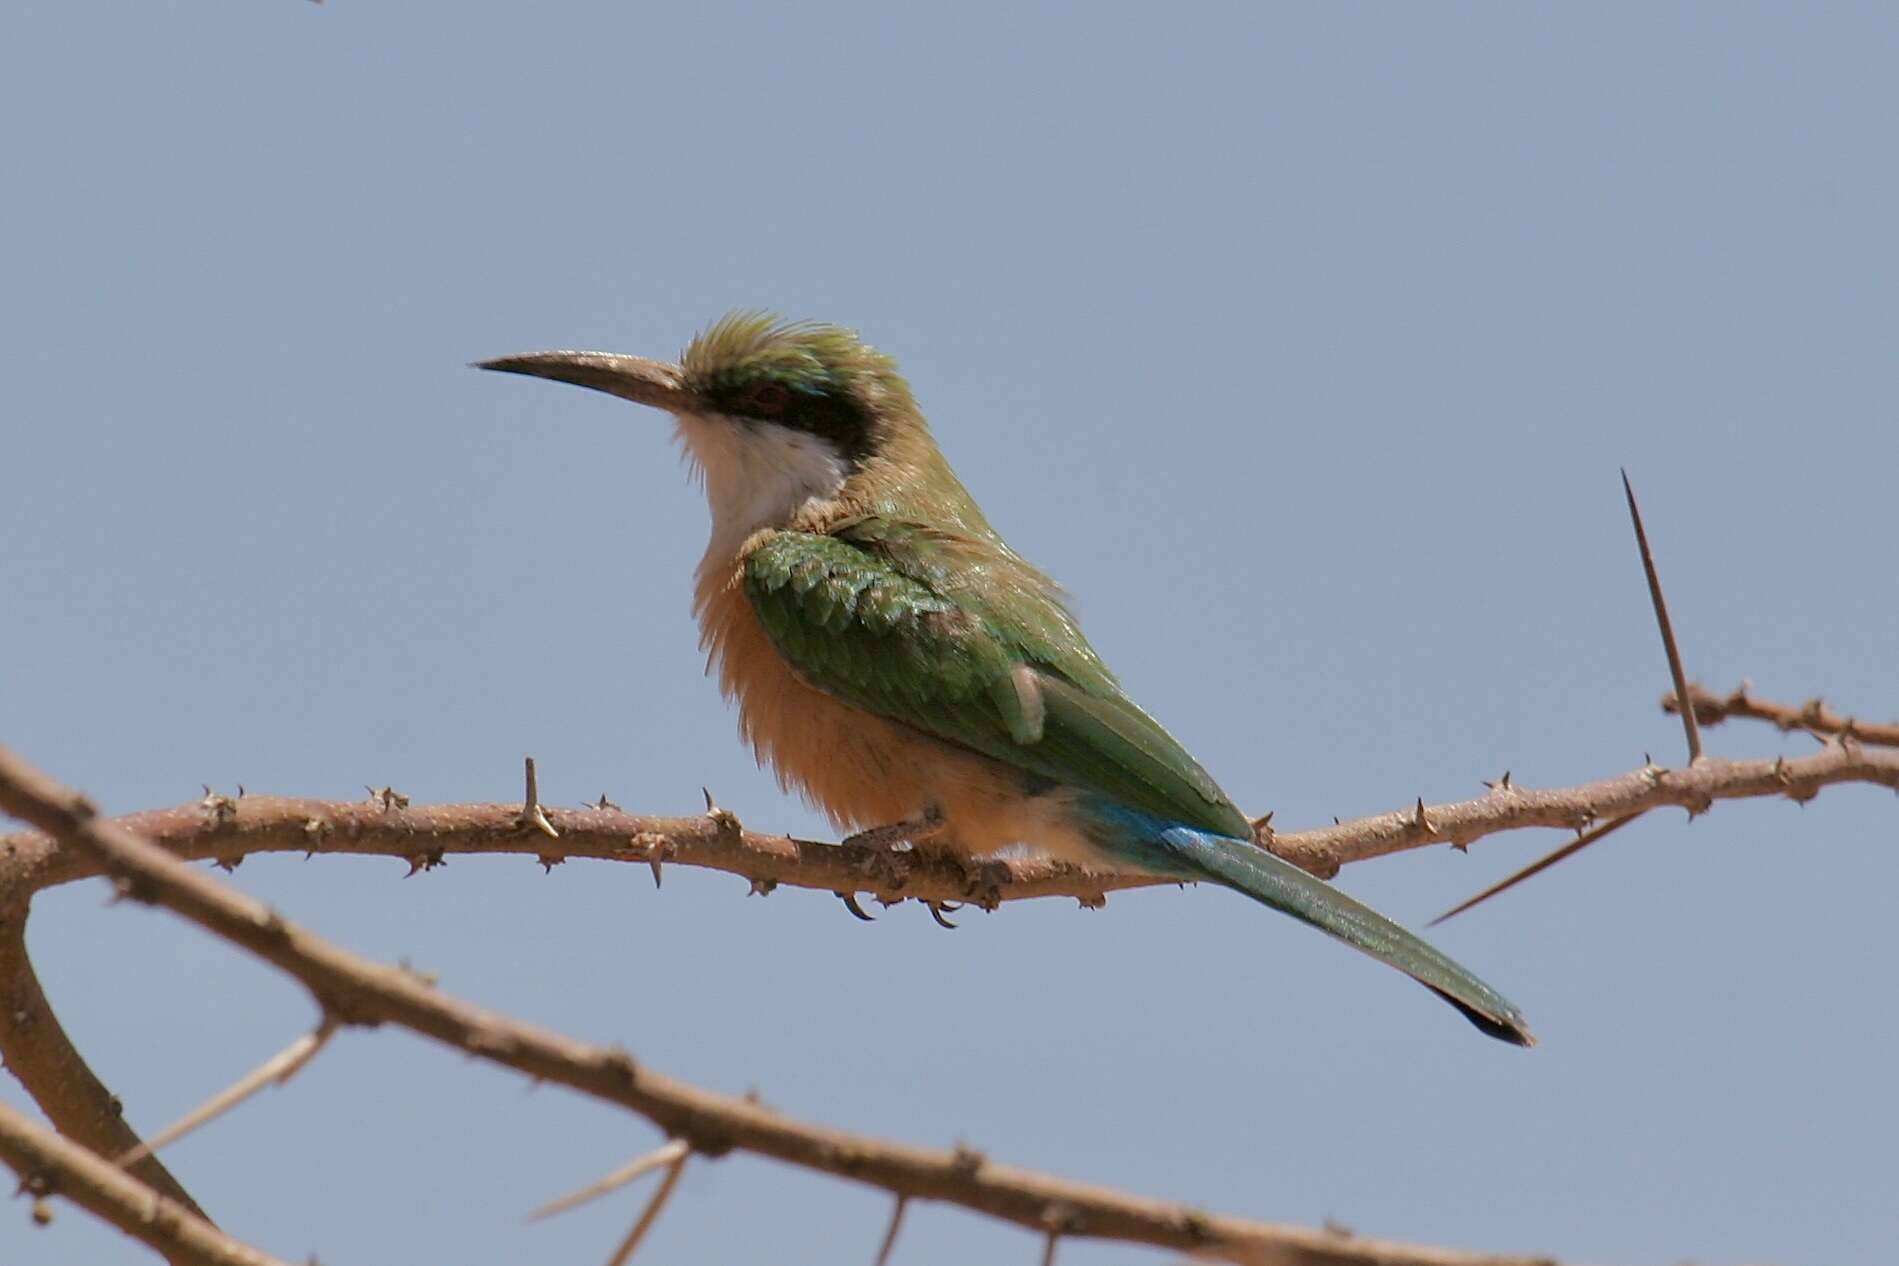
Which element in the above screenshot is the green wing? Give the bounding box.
[743,522,1252,839]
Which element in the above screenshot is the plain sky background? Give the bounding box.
[4,3,1896,1264]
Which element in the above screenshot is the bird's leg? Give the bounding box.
[845,808,960,898]
[841,806,947,852]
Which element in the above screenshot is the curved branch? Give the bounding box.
[0,745,1556,1266]
[0,1098,282,1266]
[0,903,209,1224]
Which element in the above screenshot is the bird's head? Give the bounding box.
[479,313,953,557]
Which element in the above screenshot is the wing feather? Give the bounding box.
[743,524,1251,839]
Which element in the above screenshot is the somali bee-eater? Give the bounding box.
[478,314,1532,1045]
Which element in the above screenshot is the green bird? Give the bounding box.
[479,313,1532,1045]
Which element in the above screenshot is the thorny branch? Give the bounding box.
[1666,682,1899,749]
[3,742,1891,912]
[0,744,1559,1266]
[0,1096,288,1266]
[1,689,1892,1261]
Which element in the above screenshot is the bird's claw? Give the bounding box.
[840,808,946,852]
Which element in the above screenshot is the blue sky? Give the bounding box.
[4,3,1896,1263]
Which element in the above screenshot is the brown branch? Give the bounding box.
[0,745,1559,1266]
[0,794,1170,908]
[0,1098,286,1266]
[1277,742,1894,876]
[4,738,1893,912]
[0,902,209,1224]
[1666,683,1899,749]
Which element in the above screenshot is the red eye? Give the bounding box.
[744,382,790,416]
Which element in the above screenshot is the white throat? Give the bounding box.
[674,412,851,566]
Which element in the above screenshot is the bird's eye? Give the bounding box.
[743,382,790,416]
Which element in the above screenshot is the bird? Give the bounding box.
[478,313,1532,1045]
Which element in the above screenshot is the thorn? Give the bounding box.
[949,1144,985,1176]
[837,891,876,922]
[530,1138,690,1221]
[701,787,742,836]
[1076,892,1107,910]
[926,901,959,929]
[365,784,410,811]
[1447,837,1471,854]
[1430,812,1642,925]
[1622,469,1702,764]
[117,1019,338,1167]
[873,1194,909,1266]
[1249,809,1275,844]
[515,756,560,840]
[537,854,563,874]
[627,832,671,887]
[199,786,239,827]
[403,848,445,877]
[1482,770,1514,793]
[747,877,777,898]
[594,793,621,811]
[213,854,244,873]
[302,817,331,857]
[1411,797,1434,835]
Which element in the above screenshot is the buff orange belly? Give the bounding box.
[694,566,1099,862]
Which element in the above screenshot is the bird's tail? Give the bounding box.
[1087,805,1534,1045]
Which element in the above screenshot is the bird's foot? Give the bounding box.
[841,808,947,853]
[964,859,1010,912]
